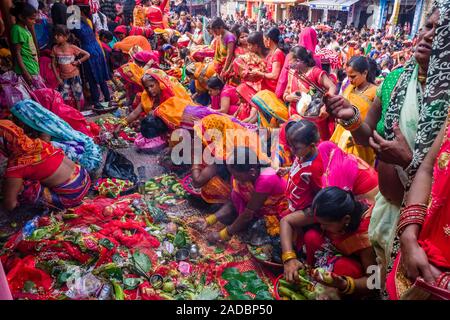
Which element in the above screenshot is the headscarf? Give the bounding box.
[0,120,59,170]
[133,50,160,67]
[33,89,93,137]
[114,25,128,35]
[384,1,450,189]
[10,100,102,172]
[140,68,192,114]
[298,27,321,67]
[318,141,359,192]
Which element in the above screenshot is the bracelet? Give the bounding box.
[339,106,362,131]
[281,251,297,264]
[339,276,355,295]
[219,227,231,241]
[397,204,428,236]
[205,214,217,226]
[436,273,450,289]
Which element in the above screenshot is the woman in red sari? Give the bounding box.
[232,25,249,56]
[248,27,285,92]
[387,113,450,299]
[283,46,337,141]
[282,186,377,298]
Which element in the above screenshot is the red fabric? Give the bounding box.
[262,48,285,92]
[352,162,378,195]
[33,89,94,137]
[39,50,59,90]
[286,154,324,212]
[4,150,64,180]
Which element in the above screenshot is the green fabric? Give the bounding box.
[365,43,372,56]
[375,67,404,137]
[10,24,39,75]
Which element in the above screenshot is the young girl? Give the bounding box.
[10,3,45,89]
[203,146,288,243]
[51,25,90,110]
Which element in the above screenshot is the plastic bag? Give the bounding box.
[102,150,137,183]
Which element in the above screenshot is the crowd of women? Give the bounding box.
[0,0,449,300]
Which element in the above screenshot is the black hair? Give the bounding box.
[312,187,367,233]
[286,119,320,146]
[53,25,70,37]
[206,76,225,90]
[141,73,159,86]
[179,47,189,60]
[79,5,92,19]
[230,24,240,37]
[266,27,290,54]
[38,1,45,10]
[140,115,169,138]
[247,31,268,56]
[348,56,380,84]
[99,30,114,42]
[227,146,269,172]
[10,2,37,19]
[291,46,316,68]
[210,17,227,30]
[234,26,250,46]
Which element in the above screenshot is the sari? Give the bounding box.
[262,48,285,92]
[213,33,236,74]
[10,100,102,172]
[387,112,450,299]
[251,90,289,129]
[113,35,152,54]
[140,68,192,114]
[231,52,266,91]
[200,175,231,204]
[0,120,90,209]
[330,84,377,166]
[211,84,240,115]
[231,167,288,218]
[192,61,217,94]
[133,4,146,27]
[286,67,334,141]
[319,141,378,197]
[115,62,145,99]
[33,89,95,138]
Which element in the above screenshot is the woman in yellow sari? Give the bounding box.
[210,17,236,78]
[330,56,379,166]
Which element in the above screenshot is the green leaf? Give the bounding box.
[224,279,245,294]
[237,270,259,282]
[195,287,221,300]
[99,238,114,250]
[57,272,71,285]
[112,253,124,264]
[221,267,240,281]
[173,231,187,248]
[228,293,252,300]
[247,278,268,294]
[132,251,152,274]
[123,277,143,290]
[214,247,225,254]
[23,281,36,293]
[254,290,274,300]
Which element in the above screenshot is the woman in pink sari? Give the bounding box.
[33,89,96,138]
[276,27,321,99]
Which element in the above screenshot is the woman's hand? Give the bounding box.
[206,231,221,244]
[285,93,301,103]
[318,105,329,120]
[323,94,354,120]
[311,269,347,290]
[369,125,413,168]
[283,259,304,282]
[401,239,436,284]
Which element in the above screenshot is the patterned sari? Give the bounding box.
[331,84,377,166]
[251,90,289,129]
[231,52,266,92]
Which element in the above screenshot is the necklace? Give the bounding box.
[354,83,370,94]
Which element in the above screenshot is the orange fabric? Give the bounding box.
[113,35,152,53]
[201,176,231,204]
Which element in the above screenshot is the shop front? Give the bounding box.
[300,0,360,24]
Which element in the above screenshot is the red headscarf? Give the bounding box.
[298,27,321,67]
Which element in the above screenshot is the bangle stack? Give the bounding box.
[339,276,356,295]
[119,117,128,127]
[219,227,231,241]
[339,106,362,132]
[281,251,297,264]
[397,203,428,236]
[205,214,218,226]
[436,273,450,290]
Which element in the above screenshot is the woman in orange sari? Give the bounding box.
[387,112,450,299]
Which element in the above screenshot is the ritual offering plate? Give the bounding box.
[144,174,189,206]
[181,174,201,197]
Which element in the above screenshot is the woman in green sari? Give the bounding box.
[324,2,449,292]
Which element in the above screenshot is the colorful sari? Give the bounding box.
[10,100,102,172]
[213,33,236,74]
[387,112,450,299]
[113,35,152,54]
[231,167,288,218]
[0,120,90,209]
[231,52,266,91]
[115,62,145,99]
[330,84,377,166]
[200,175,231,204]
[140,68,192,114]
[251,90,289,129]
[192,61,217,94]
[33,89,95,138]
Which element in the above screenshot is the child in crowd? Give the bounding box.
[99,30,114,74]
[51,25,90,110]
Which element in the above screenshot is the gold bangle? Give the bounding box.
[205,214,218,226]
[340,276,356,295]
[281,251,297,264]
[119,117,129,127]
[219,227,231,241]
